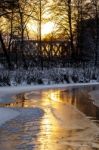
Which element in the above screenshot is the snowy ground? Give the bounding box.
[0,82,99,96]
[0,67,99,86]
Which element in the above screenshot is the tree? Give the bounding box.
[91,0,99,66]
[50,0,76,62]
[74,0,99,65]
[0,0,49,68]
[0,0,19,68]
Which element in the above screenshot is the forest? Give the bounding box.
[0,0,99,85]
[0,0,99,69]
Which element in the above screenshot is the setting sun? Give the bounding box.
[42,22,55,36]
[27,21,55,38]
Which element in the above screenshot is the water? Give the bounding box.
[0,86,99,150]
[0,96,14,103]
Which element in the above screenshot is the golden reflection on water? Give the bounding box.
[0,88,99,150]
[36,90,64,150]
[0,89,77,108]
[34,90,99,150]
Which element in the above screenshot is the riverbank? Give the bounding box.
[0,82,99,96]
[0,67,99,86]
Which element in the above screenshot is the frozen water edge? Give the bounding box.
[0,82,99,96]
[0,108,19,126]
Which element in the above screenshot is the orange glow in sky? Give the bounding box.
[27,21,55,38]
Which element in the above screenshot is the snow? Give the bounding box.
[0,67,99,86]
[0,82,99,96]
[0,108,19,126]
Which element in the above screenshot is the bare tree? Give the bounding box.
[0,0,19,68]
[91,0,99,66]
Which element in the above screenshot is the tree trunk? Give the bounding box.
[0,33,11,69]
[20,11,28,69]
[39,0,43,70]
[94,5,99,66]
[67,0,74,60]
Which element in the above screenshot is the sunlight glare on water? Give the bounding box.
[0,87,99,149]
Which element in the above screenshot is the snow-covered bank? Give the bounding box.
[0,82,99,96]
[0,67,99,86]
[0,108,19,126]
[89,90,99,107]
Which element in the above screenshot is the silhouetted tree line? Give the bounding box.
[0,0,99,69]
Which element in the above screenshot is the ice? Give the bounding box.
[0,108,19,126]
[0,82,99,97]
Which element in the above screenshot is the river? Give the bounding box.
[0,85,99,150]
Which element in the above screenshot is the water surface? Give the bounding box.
[0,86,99,150]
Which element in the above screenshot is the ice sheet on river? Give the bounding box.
[0,108,19,126]
[49,102,99,141]
[24,90,99,143]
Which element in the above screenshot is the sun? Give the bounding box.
[27,21,55,39]
[42,22,55,36]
